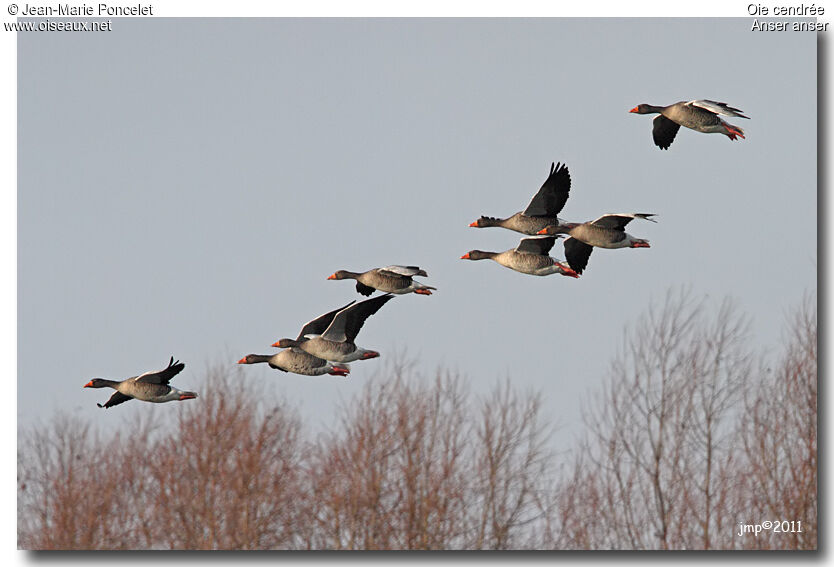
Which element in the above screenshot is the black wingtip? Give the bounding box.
[97,403,105,408]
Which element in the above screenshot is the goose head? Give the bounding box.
[327,270,353,280]
[460,251,493,261]
[271,338,299,348]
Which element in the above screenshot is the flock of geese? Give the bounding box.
[83,99,749,409]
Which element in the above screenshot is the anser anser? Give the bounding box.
[469,162,572,235]
[271,294,393,362]
[237,349,350,377]
[84,357,197,409]
[327,266,436,296]
[629,100,749,150]
[538,213,656,274]
[460,235,578,278]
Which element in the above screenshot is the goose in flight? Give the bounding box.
[460,235,578,278]
[629,100,748,150]
[84,357,197,409]
[271,295,393,363]
[327,265,436,296]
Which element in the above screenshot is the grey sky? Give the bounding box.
[18,18,815,446]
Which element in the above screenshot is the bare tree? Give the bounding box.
[559,288,754,550]
[738,294,817,550]
[17,413,136,549]
[18,366,306,550]
[304,366,555,550]
[142,368,305,549]
[469,379,555,549]
[304,368,471,549]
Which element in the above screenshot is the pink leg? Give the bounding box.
[723,121,745,140]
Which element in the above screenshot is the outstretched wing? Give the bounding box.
[652,115,681,150]
[322,294,394,343]
[515,235,557,256]
[134,357,185,385]
[590,213,657,231]
[98,391,132,409]
[297,300,356,340]
[688,100,749,118]
[379,265,427,277]
[522,162,572,217]
[355,281,376,296]
[563,237,594,275]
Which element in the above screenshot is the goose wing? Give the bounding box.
[688,100,749,118]
[98,391,132,409]
[563,237,594,275]
[590,213,657,231]
[322,294,394,343]
[355,281,376,296]
[134,357,185,385]
[522,162,571,217]
[515,235,556,256]
[652,115,681,150]
[297,300,356,340]
[378,265,428,277]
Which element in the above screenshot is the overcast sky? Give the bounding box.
[17,18,816,450]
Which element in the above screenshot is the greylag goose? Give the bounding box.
[469,162,571,235]
[271,294,393,362]
[327,265,436,296]
[629,100,749,150]
[84,357,197,409]
[237,349,350,377]
[538,213,656,274]
[460,235,578,278]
